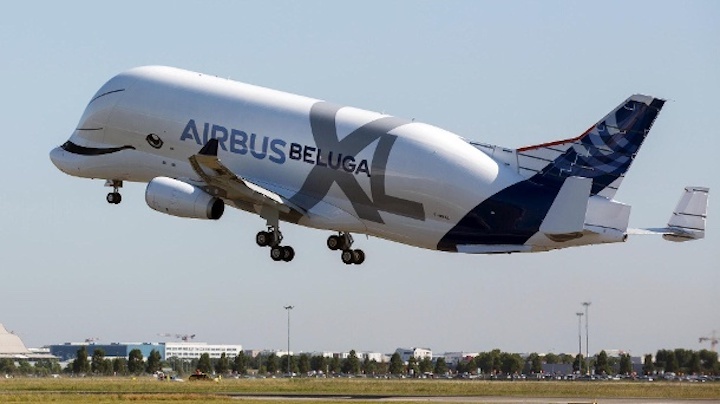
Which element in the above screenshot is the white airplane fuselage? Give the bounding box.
[50,66,707,260]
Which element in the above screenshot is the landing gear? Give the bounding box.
[270,245,295,262]
[106,192,122,204]
[257,227,294,262]
[328,232,365,265]
[105,180,123,205]
[256,230,276,247]
[326,234,347,251]
[341,248,365,265]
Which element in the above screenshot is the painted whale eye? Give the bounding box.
[146,133,164,149]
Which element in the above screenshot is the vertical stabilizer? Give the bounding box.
[516,95,665,198]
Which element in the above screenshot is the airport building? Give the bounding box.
[306,351,335,358]
[49,341,242,361]
[302,351,387,362]
[396,347,432,362]
[442,352,480,366]
[242,349,265,358]
[360,352,388,362]
[164,342,242,359]
[49,342,165,361]
[0,323,56,361]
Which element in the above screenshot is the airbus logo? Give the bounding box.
[179,119,371,176]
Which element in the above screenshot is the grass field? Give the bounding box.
[0,377,718,403]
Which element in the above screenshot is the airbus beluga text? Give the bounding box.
[50,66,709,264]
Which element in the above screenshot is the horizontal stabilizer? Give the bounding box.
[540,176,592,240]
[664,186,709,241]
[631,186,709,242]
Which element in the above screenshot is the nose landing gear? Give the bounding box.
[105,180,123,204]
[328,232,365,265]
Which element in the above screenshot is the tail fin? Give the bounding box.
[517,94,665,198]
[664,186,709,241]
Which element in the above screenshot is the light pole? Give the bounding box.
[576,312,584,373]
[582,301,591,374]
[284,305,294,376]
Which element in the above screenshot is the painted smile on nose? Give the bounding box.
[60,141,135,156]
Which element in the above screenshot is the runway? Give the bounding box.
[230,394,720,403]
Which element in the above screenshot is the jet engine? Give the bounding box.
[145,177,224,219]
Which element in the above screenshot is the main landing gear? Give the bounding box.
[256,227,295,262]
[105,180,123,204]
[327,232,365,265]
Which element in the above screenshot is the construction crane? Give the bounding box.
[157,333,196,342]
[699,331,718,352]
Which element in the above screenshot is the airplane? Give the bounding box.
[50,66,709,264]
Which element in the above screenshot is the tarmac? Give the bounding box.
[230,394,720,403]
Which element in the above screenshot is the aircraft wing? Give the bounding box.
[188,139,306,216]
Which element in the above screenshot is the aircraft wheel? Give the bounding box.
[282,246,295,262]
[341,250,354,265]
[352,249,365,265]
[106,192,121,204]
[270,246,284,261]
[327,235,341,250]
[256,231,273,247]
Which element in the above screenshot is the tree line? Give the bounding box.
[1,347,717,377]
[641,349,718,376]
[179,348,718,377]
[63,346,164,376]
[0,358,62,377]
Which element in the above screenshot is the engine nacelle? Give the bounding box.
[145,177,224,220]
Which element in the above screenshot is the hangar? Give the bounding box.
[0,323,55,360]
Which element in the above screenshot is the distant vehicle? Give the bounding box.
[188,372,211,381]
[50,66,709,264]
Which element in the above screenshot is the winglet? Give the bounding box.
[199,138,219,156]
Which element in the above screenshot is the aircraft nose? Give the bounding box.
[49,145,72,174]
[49,146,62,167]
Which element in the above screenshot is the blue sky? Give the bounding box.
[1,1,718,357]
